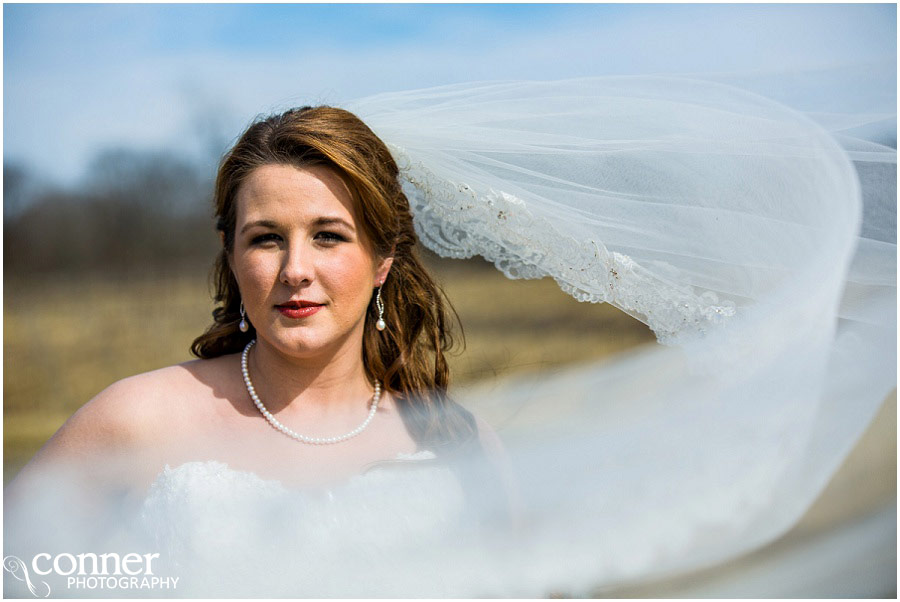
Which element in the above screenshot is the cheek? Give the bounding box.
[234,255,278,302]
[321,250,376,304]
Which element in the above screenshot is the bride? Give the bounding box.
[5,105,519,597]
[4,75,895,598]
[6,105,509,491]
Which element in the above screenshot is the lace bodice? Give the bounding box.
[138,452,466,597]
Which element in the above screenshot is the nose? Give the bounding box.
[279,242,314,287]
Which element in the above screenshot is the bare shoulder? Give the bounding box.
[5,355,244,505]
[82,363,204,432]
[31,356,237,465]
[473,414,508,459]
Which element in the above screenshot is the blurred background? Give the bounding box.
[4,3,895,597]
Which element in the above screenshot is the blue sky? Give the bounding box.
[4,3,896,185]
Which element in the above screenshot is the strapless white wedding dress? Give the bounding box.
[137,452,470,597]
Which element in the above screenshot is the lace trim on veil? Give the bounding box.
[393,146,736,343]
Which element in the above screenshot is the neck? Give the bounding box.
[245,335,375,418]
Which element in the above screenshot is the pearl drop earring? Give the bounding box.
[239,302,250,333]
[375,285,386,331]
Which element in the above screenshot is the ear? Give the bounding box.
[374,255,394,286]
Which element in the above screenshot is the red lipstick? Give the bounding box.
[275,300,323,319]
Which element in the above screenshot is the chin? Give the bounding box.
[272,335,328,355]
[263,329,348,358]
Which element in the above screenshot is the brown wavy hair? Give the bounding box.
[190,106,477,453]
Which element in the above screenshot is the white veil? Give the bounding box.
[4,74,894,597]
[343,74,897,594]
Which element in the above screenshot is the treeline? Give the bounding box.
[4,149,221,278]
[4,147,496,281]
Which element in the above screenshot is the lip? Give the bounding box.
[275,300,324,319]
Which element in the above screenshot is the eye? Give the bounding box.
[315,231,347,244]
[250,233,282,246]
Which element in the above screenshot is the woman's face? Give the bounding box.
[230,163,392,360]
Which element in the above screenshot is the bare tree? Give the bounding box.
[6,149,218,277]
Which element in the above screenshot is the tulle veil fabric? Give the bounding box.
[3,70,894,597]
[347,73,896,593]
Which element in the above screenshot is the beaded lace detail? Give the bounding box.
[393,146,736,343]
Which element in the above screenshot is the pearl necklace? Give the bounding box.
[240,340,381,445]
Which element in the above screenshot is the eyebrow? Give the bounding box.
[312,216,355,231]
[240,219,278,235]
[239,217,356,235]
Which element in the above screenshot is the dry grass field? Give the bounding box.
[4,259,895,595]
[3,258,656,482]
